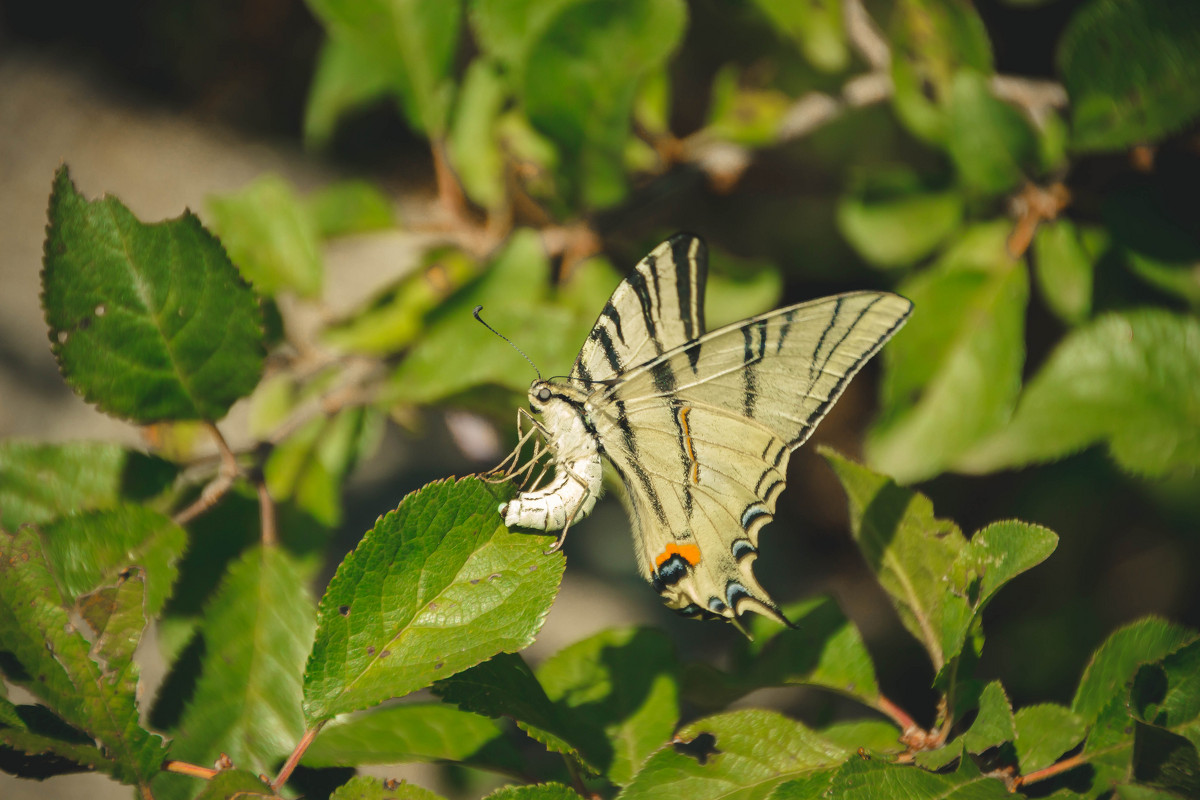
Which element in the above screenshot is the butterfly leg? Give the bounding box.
[484,408,549,485]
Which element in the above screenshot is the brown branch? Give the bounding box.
[1012,753,1087,789]
[172,422,240,526]
[163,759,219,780]
[272,723,323,791]
[844,0,890,69]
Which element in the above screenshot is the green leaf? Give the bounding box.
[0,693,105,770]
[303,478,564,722]
[469,0,582,75]
[888,0,994,144]
[919,681,1015,770]
[304,34,393,150]
[192,770,278,799]
[325,246,480,356]
[1144,640,1200,732]
[330,776,447,800]
[535,626,679,785]
[154,547,315,800]
[307,180,395,238]
[1058,0,1200,152]
[961,520,1058,614]
[304,0,461,136]
[1032,219,1105,324]
[868,223,1028,483]
[520,0,687,208]
[946,70,1038,195]
[816,720,902,755]
[957,310,1200,477]
[434,652,595,771]
[1013,703,1087,773]
[42,165,265,422]
[703,65,791,148]
[837,170,964,269]
[620,710,849,800]
[448,60,510,211]
[704,248,784,328]
[386,231,617,404]
[0,528,166,787]
[266,406,383,527]
[207,174,323,297]
[0,440,175,529]
[801,754,1011,799]
[684,597,880,711]
[821,450,967,672]
[1073,618,1197,725]
[302,702,521,774]
[39,505,186,616]
[1131,723,1200,797]
[484,784,584,800]
[751,0,847,72]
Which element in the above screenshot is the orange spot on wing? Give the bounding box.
[655,543,702,568]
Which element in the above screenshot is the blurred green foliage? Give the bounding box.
[4,0,1200,798]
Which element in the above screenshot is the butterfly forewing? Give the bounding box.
[571,234,706,385]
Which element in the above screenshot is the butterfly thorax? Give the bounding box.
[499,380,602,532]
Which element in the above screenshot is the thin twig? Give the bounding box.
[163,760,219,780]
[257,480,277,547]
[876,693,920,736]
[844,0,890,69]
[1012,753,1087,789]
[272,724,323,791]
[172,422,240,525]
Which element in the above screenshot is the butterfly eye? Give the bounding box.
[537,387,552,402]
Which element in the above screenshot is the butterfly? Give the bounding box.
[492,234,911,632]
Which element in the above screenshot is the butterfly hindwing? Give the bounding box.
[571,234,706,385]
[587,292,912,624]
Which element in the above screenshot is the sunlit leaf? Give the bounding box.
[304,34,392,150]
[449,60,510,211]
[751,0,847,72]
[307,180,395,238]
[946,70,1038,195]
[484,784,584,800]
[1032,219,1105,324]
[42,166,265,423]
[837,170,963,269]
[1013,703,1087,773]
[303,478,564,722]
[958,311,1200,477]
[329,775,447,800]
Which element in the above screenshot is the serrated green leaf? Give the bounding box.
[1148,641,1200,733]
[330,776,447,800]
[0,527,166,787]
[304,34,393,150]
[816,754,1011,799]
[39,505,185,616]
[1132,723,1200,797]
[154,547,315,800]
[77,568,147,682]
[520,0,686,208]
[448,59,510,211]
[434,652,594,771]
[535,627,679,785]
[962,521,1058,614]
[957,310,1200,477]
[484,784,584,800]
[329,775,447,800]
[947,70,1038,195]
[386,231,617,404]
[303,478,564,722]
[868,223,1028,483]
[816,720,902,755]
[916,682,1014,770]
[304,0,461,136]
[192,769,279,799]
[837,170,964,269]
[0,441,176,529]
[41,165,265,423]
[1073,618,1197,725]
[751,0,847,72]
[1058,0,1200,152]
[1014,703,1087,773]
[207,174,323,297]
[620,709,849,800]
[0,694,104,771]
[1032,220,1105,324]
[889,0,994,144]
[821,451,967,671]
[302,702,521,774]
[307,180,395,238]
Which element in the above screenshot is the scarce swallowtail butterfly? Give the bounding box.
[491,234,911,632]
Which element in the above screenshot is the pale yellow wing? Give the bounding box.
[587,292,912,625]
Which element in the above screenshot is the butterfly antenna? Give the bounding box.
[473,305,543,381]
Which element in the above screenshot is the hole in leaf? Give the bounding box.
[673,732,720,765]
